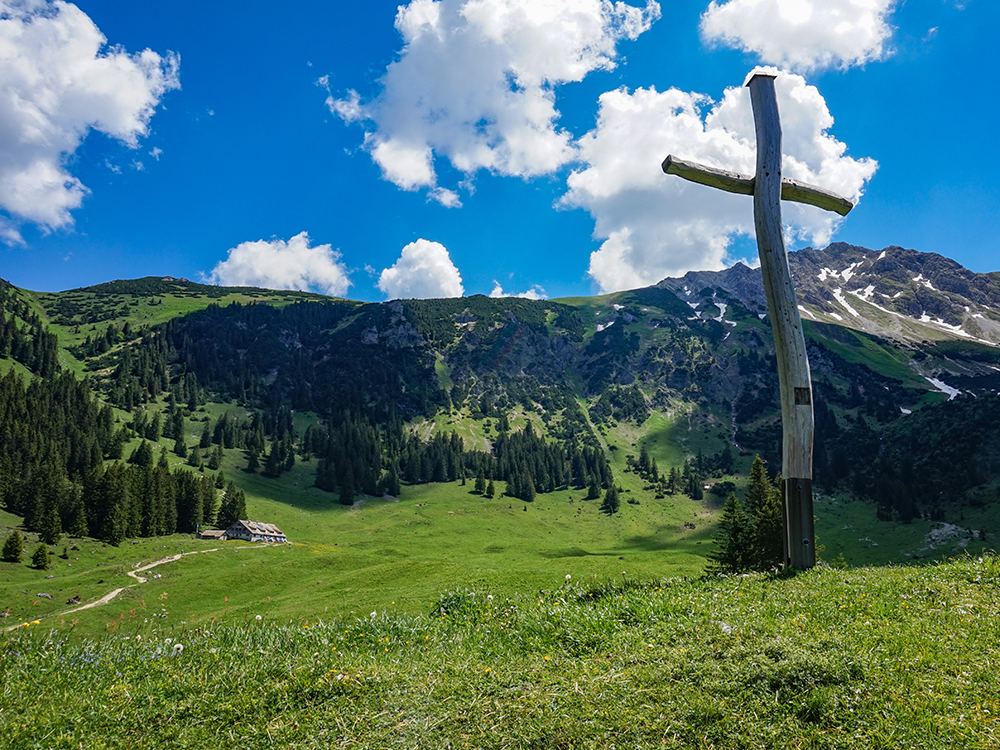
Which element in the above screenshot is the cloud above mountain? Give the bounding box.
[378,239,465,299]
[700,0,899,71]
[328,0,660,204]
[489,281,546,300]
[562,70,878,293]
[327,1,884,296]
[0,0,179,241]
[205,232,352,296]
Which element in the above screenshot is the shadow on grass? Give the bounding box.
[538,547,627,559]
[540,525,718,559]
[620,526,716,552]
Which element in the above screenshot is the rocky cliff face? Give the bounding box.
[791,243,1000,345]
[659,242,1000,347]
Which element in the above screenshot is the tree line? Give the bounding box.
[0,278,59,378]
[0,357,244,546]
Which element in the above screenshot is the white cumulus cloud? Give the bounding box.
[328,0,660,200]
[489,281,546,300]
[204,232,352,296]
[0,0,179,239]
[700,0,898,71]
[562,70,878,293]
[378,239,465,299]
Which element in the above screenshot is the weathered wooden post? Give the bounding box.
[662,72,854,569]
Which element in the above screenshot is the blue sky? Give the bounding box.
[0,0,994,301]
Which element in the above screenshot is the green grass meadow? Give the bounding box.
[3,555,998,748]
[4,394,994,641]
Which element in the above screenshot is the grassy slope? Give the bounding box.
[3,283,994,642]
[5,360,993,640]
[28,285,340,375]
[5,409,993,641]
[1,466,714,638]
[3,555,998,748]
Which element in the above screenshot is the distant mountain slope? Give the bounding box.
[7,242,1000,533]
[658,242,1000,347]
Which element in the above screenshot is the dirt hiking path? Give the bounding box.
[7,545,263,630]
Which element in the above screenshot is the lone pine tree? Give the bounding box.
[708,455,785,573]
[707,492,752,574]
[2,530,23,562]
[601,485,620,515]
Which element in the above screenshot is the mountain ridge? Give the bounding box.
[4,242,1000,547]
[658,242,1000,347]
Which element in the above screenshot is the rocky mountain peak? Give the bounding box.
[657,243,1000,347]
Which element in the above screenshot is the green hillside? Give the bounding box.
[2,272,1000,638]
[3,273,1000,746]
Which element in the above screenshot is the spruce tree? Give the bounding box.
[707,492,751,574]
[522,474,536,502]
[174,436,188,458]
[386,469,401,497]
[745,456,772,519]
[217,482,246,529]
[264,445,282,477]
[601,485,620,514]
[148,412,162,441]
[31,543,49,570]
[208,444,222,470]
[668,466,680,493]
[485,479,495,498]
[68,490,88,537]
[639,445,651,474]
[129,440,154,468]
[339,473,355,506]
[169,408,183,441]
[752,471,785,571]
[39,506,62,546]
[475,468,486,494]
[2,530,23,562]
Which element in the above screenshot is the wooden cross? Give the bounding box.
[662,73,855,570]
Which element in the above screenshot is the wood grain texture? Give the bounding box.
[748,73,816,569]
[781,179,853,217]
[662,155,853,216]
[661,156,754,195]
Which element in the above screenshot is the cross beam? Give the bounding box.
[661,156,854,217]
[662,73,855,570]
